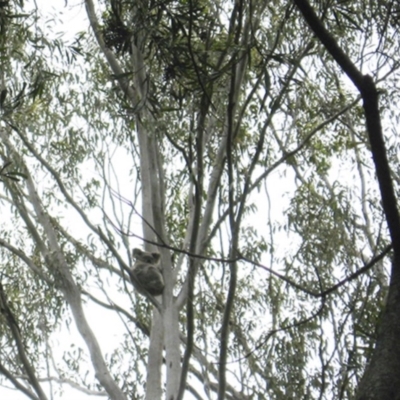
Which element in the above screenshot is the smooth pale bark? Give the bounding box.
[1,133,128,400]
[86,1,182,396]
[145,311,163,400]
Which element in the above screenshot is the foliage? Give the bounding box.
[0,0,399,399]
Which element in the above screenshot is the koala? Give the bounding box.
[130,248,164,296]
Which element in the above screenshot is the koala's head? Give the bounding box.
[132,248,160,264]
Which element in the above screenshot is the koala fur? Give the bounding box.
[130,248,164,296]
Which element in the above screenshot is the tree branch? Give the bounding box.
[0,281,48,400]
[0,361,38,400]
[293,0,400,264]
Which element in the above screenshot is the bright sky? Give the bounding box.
[0,1,111,399]
[0,1,371,399]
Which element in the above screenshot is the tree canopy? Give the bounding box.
[0,0,400,399]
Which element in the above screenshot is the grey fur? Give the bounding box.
[130,248,164,296]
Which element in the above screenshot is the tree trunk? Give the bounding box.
[356,254,400,400]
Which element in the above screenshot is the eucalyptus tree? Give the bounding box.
[0,0,399,399]
[292,1,400,399]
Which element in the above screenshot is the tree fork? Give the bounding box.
[293,0,400,399]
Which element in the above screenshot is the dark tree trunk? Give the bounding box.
[356,254,400,400]
[292,1,400,399]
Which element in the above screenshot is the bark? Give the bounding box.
[357,255,400,400]
[0,282,48,400]
[26,177,128,400]
[0,131,128,400]
[145,312,163,400]
[85,1,182,397]
[293,1,400,398]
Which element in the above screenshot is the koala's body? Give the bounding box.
[130,248,164,296]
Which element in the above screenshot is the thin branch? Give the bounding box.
[85,0,136,102]
[293,0,400,263]
[38,375,107,397]
[238,299,326,364]
[0,281,48,400]
[0,239,52,284]
[241,244,392,298]
[0,361,38,400]
[218,2,249,396]
[1,132,128,400]
[82,289,150,336]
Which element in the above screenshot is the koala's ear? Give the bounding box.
[132,248,142,258]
